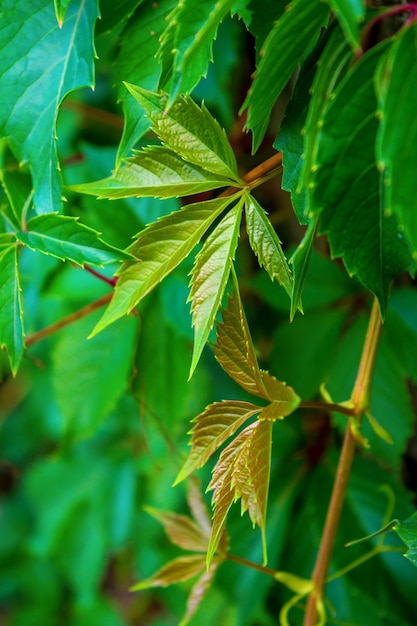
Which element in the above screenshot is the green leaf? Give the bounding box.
[289,217,318,320]
[0,0,99,213]
[175,401,261,484]
[244,194,293,298]
[326,0,365,52]
[375,21,417,261]
[0,245,24,375]
[54,0,72,25]
[52,313,138,438]
[158,0,236,104]
[189,198,243,376]
[144,507,210,552]
[394,512,417,568]
[114,0,177,163]
[310,41,413,314]
[17,214,131,267]
[130,554,207,590]
[124,86,240,181]
[242,0,330,152]
[235,0,288,56]
[73,146,235,199]
[92,195,236,335]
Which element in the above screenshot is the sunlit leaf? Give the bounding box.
[244,194,293,298]
[175,401,261,485]
[189,198,243,376]
[17,214,131,267]
[144,507,210,552]
[0,0,99,213]
[326,0,365,52]
[242,0,330,152]
[92,195,236,335]
[394,512,417,567]
[0,245,24,375]
[158,0,236,105]
[124,86,240,181]
[130,555,207,590]
[375,20,417,261]
[259,371,301,412]
[72,146,236,200]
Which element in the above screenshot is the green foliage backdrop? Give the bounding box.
[1,1,417,625]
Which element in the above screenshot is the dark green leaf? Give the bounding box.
[125,86,240,181]
[326,0,365,52]
[92,195,236,335]
[189,198,243,376]
[394,512,417,567]
[376,21,417,262]
[242,0,330,152]
[289,217,317,320]
[18,214,131,267]
[73,146,235,199]
[0,0,99,213]
[0,245,24,375]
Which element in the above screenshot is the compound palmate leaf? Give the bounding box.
[0,245,24,375]
[207,419,273,566]
[0,0,99,213]
[125,86,240,181]
[17,214,131,267]
[189,198,243,376]
[175,400,262,484]
[92,195,237,335]
[72,146,236,200]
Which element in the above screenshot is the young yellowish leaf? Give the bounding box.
[180,560,221,626]
[260,371,301,413]
[130,554,207,590]
[144,506,210,552]
[274,571,314,594]
[189,198,244,376]
[174,400,262,485]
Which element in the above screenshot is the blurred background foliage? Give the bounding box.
[1,3,417,626]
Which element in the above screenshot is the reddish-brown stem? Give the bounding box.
[83,264,118,287]
[303,298,383,626]
[299,400,354,417]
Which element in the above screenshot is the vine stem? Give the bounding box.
[303,297,383,626]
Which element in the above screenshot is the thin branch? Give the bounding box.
[303,298,383,626]
[226,553,278,579]
[83,264,118,287]
[299,400,355,417]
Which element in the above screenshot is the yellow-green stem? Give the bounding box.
[303,298,383,626]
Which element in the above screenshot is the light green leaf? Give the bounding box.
[0,0,99,213]
[73,146,236,199]
[242,0,330,152]
[92,196,236,335]
[326,0,365,52]
[144,507,210,552]
[17,214,131,267]
[394,512,417,568]
[289,217,318,320]
[114,0,177,163]
[244,194,293,298]
[0,167,33,228]
[175,401,261,484]
[158,0,236,104]
[54,0,72,25]
[189,198,243,376]
[52,313,138,438]
[130,555,207,590]
[376,21,417,261]
[310,41,413,314]
[0,245,24,375]
[124,86,240,181]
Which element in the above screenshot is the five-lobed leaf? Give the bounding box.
[125,86,241,181]
[17,214,131,267]
[92,195,237,335]
[0,245,24,375]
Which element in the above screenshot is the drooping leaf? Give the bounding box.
[72,146,236,200]
[175,401,262,485]
[180,560,221,626]
[0,0,99,213]
[244,194,293,298]
[158,0,236,104]
[189,198,243,376]
[326,0,365,52]
[289,217,318,320]
[242,0,330,152]
[130,555,207,590]
[92,195,237,335]
[0,245,24,375]
[394,512,417,568]
[144,507,210,552]
[17,214,131,267]
[124,86,240,181]
[207,419,273,566]
[375,20,417,261]
[114,0,177,163]
[310,40,413,314]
